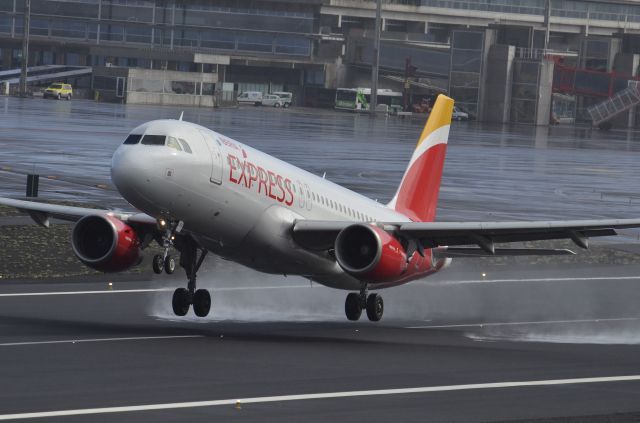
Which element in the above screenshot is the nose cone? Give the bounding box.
[111,145,139,199]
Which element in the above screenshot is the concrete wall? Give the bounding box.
[126,92,214,107]
[482,44,515,124]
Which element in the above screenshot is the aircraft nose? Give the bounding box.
[111,145,143,198]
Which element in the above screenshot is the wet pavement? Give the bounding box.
[1,96,639,224]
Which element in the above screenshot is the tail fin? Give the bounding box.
[387,94,454,222]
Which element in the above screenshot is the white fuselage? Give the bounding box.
[111,119,412,290]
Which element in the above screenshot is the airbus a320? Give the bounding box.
[2,95,639,322]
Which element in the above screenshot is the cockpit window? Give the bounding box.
[123,134,142,145]
[141,135,166,146]
[167,136,182,151]
[178,138,192,154]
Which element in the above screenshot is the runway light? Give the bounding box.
[235,400,242,410]
[481,273,486,278]
[108,282,113,289]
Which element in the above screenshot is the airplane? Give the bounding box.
[1,94,640,322]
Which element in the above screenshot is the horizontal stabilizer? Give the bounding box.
[434,247,576,258]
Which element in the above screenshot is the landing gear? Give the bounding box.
[366,293,384,322]
[152,220,181,274]
[193,289,211,317]
[345,293,362,321]
[344,283,384,322]
[152,254,175,274]
[170,236,210,317]
[172,287,190,316]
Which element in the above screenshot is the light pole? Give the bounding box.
[370,0,381,114]
[19,0,31,97]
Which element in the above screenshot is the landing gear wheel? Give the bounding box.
[366,293,384,322]
[164,255,176,274]
[345,293,362,321]
[193,289,211,317]
[172,288,190,316]
[152,254,164,274]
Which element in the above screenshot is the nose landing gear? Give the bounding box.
[344,283,384,322]
[152,220,181,275]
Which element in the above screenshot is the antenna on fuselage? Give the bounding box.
[178,111,184,121]
[322,172,326,179]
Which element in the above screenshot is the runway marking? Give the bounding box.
[428,275,639,286]
[0,286,311,298]
[0,289,169,297]
[1,375,640,420]
[0,335,203,347]
[406,317,640,329]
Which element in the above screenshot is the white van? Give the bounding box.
[272,91,293,107]
[237,91,263,106]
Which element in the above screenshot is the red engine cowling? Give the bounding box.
[334,224,407,282]
[71,215,142,273]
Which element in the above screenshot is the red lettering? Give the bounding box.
[247,163,258,189]
[284,178,294,206]
[237,160,249,187]
[276,175,285,203]
[267,171,278,200]
[257,167,268,195]
[228,155,238,183]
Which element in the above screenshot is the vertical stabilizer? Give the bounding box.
[387,94,454,222]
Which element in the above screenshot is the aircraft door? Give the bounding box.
[199,130,223,185]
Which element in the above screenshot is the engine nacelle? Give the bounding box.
[334,224,407,282]
[71,215,142,273]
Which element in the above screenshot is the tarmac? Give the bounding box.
[0,97,640,421]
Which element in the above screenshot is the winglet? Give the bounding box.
[388,94,454,222]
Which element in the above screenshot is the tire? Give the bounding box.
[57,93,61,100]
[67,94,71,101]
[164,255,176,274]
[366,293,384,322]
[152,254,164,274]
[274,103,281,108]
[284,103,290,108]
[193,289,211,317]
[345,293,362,321]
[172,288,190,316]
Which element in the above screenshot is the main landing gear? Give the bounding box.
[345,283,384,322]
[171,236,210,317]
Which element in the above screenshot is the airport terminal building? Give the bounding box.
[1,0,640,126]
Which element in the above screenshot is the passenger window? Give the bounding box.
[123,134,142,144]
[178,138,192,153]
[141,135,166,146]
[167,136,182,151]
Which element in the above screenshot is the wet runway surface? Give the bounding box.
[1,97,640,421]
[1,264,640,422]
[1,97,640,222]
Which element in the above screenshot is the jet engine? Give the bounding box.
[71,215,142,272]
[334,224,407,282]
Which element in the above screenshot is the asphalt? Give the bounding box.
[1,264,640,422]
[1,97,640,421]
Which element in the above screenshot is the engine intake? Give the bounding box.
[334,224,407,282]
[71,215,142,272]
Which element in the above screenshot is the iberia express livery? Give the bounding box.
[2,95,639,322]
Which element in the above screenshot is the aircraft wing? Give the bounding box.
[0,197,156,228]
[292,218,640,254]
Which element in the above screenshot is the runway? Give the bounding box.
[1,263,640,422]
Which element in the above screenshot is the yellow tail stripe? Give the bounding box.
[416,95,454,149]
